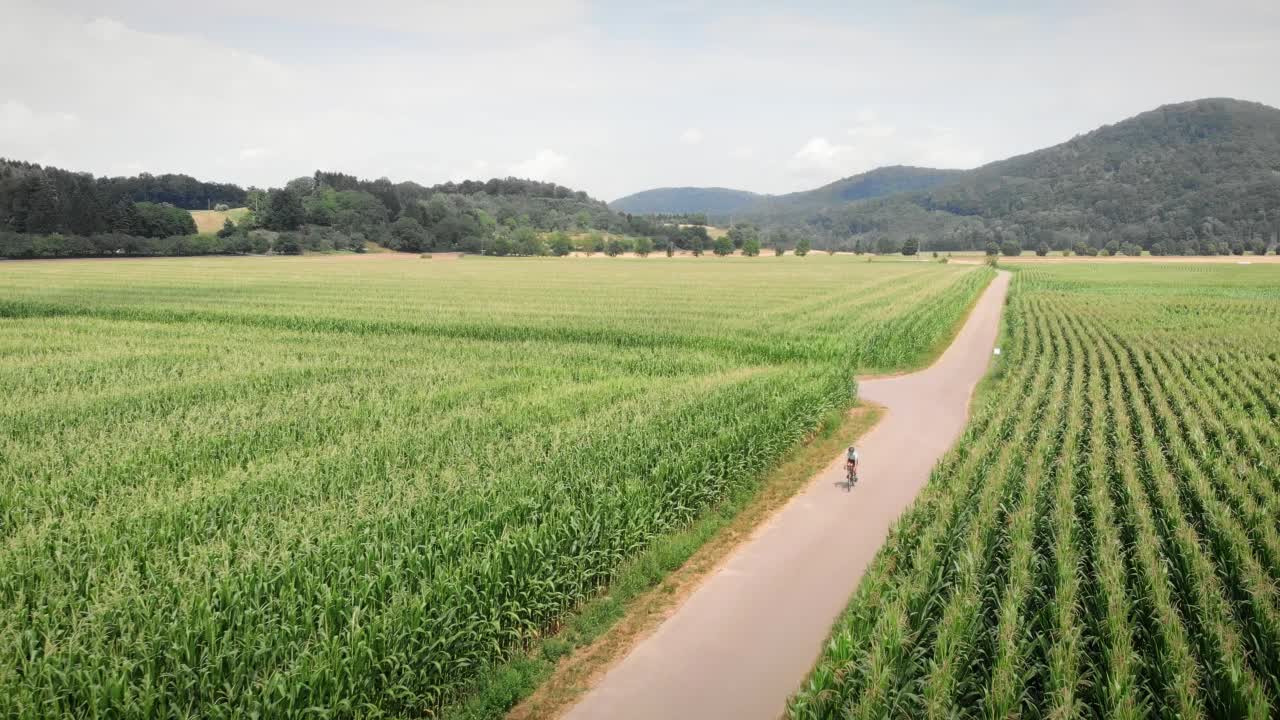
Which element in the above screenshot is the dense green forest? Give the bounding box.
[249,173,715,256]
[758,99,1280,254]
[610,186,762,216]
[0,161,234,235]
[611,99,1280,255]
[609,167,960,220]
[751,166,962,215]
[0,162,714,259]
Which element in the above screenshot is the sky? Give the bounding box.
[2,0,1278,201]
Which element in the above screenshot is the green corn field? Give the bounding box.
[790,262,1280,720]
[0,255,991,718]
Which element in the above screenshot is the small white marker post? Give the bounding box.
[993,347,1001,356]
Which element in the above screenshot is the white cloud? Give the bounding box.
[39,0,589,39]
[506,149,568,181]
[0,100,79,142]
[790,137,854,171]
[3,0,1279,197]
[448,159,490,182]
[679,128,704,145]
[239,147,268,160]
[846,114,896,140]
[788,116,986,183]
[85,16,127,41]
[905,128,986,170]
[843,112,982,169]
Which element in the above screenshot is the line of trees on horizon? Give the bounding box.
[6,157,1276,261]
[0,159,756,259]
[805,217,1278,257]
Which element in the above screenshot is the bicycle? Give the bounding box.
[845,462,858,488]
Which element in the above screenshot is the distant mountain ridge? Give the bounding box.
[609,186,762,215]
[610,166,962,217]
[748,165,963,215]
[612,98,1280,255]
[798,97,1280,252]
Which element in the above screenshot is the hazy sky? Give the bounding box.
[3,1,1278,200]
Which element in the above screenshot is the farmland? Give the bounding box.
[189,207,250,235]
[790,263,1280,719]
[0,255,991,718]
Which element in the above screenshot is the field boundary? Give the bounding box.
[189,207,249,234]
[440,405,884,720]
[786,263,1280,718]
[560,271,1012,719]
[0,299,823,365]
[858,265,998,379]
[1,257,1000,718]
[788,271,1018,700]
[441,269,999,720]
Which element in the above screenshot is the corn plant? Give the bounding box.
[0,256,993,718]
[792,262,1280,719]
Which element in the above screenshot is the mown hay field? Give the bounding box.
[791,262,1280,719]
[190,207,249,235]
[0,255,991,718]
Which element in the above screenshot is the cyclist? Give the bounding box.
[845,445,859,486]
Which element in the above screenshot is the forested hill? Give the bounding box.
[743,165,963,215]
[609,187,762,215]
[610,166,960,218]
[771,98,1280,254]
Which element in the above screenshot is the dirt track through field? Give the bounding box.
[563,270,1012,720]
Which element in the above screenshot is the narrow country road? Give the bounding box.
[563,270,1012,720]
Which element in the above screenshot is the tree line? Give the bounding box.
[816,215,1276,257]
[236,173,728,256]
[3,158,769,259]
[1,159,243,234]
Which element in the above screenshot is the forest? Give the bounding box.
[741,99,1280,255]
[0,160,715,259]
[610,99,1280,256]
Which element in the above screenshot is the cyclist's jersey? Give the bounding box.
[847,448,858,463]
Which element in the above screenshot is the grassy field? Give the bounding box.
[790,262,1280,719]
[189,207,249,234]
[0,255,991,718]
[683,224,729,239]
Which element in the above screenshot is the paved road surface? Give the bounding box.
[563,270,1011,720]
